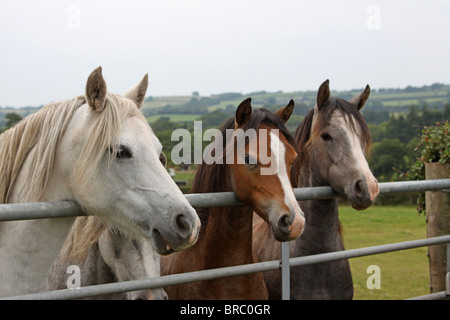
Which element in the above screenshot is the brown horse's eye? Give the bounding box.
[321,133,332,142]
[244,154,258,167]
[159,152,167,167]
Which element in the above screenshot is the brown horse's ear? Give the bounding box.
[315,79,330,112]
[274,99,294,123]
[124,74,149,109]
[235,98,252,128]
[86,66,107,112]
[350,85,370,110]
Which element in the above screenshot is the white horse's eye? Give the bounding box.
[109,145,132,159]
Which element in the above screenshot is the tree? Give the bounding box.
[368,139,408,180]
[2,112,23,132]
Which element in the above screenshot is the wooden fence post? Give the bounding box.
[425,162,450,293]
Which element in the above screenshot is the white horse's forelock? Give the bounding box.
[70,93,143,193]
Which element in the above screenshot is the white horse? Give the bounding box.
[49,217,167,300]
[0,67,200,297]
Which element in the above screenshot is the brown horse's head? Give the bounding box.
[228,98,304,241]
[193,98,305,241]
[294,80,379,210]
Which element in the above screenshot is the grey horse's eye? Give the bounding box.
[320,133,332,142]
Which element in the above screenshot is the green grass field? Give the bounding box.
[339,205,430,300]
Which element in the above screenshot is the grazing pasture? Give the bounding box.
[339,205,428,300]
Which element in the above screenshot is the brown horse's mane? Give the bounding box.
[191,107,296,231]
[291,97,372,186]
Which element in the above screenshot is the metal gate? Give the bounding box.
[1,179,449,300]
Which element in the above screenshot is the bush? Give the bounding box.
[407,121,449,212]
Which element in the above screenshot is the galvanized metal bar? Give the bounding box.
[406,291,448,300]
[289,235,450,268]
[447,242,450,296]
[3,259,281,300]
[378,179,450,194]
[1,179,450,220]
[281,241,290,300]
[185,192,243,208]
[0,201,85,221]
[4,235,450,300]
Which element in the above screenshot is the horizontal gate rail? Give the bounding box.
[1,179,449,221]
[0,178,449,300]
[0,201,84,221]
[4,235,450,300]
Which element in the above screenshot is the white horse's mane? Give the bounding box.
[0,92,144,261]
[0,96,84,203]
[0,93,142,203]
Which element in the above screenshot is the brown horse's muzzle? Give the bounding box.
[268,208,305,242]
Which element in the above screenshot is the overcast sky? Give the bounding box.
[0,0,449,107]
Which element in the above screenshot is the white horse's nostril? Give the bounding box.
[173,213,192,238]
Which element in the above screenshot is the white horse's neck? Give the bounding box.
[0,217,75,296]
[0,146,76,297]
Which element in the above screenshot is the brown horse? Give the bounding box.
[253,80,379,299]
[161,98,305,299]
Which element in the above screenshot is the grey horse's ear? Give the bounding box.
[274,99,294,123]
[86,66,107,112]
[235,98,252,128]
[314,79,330,113]
[350,85,371,110]
[124,74,149,109]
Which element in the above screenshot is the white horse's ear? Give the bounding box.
[86,66,107,112]
[274,99,294,123]
[235,97,252,128]
[314,79,330,114]
[350,85,370,110]
[124,74,149,109]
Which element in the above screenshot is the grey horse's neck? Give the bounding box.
[289,163,353,300]
[296,168,343,255]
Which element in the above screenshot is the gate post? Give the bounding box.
[425,162,450,293]
[281,241,290,300]
[446,243,450,296]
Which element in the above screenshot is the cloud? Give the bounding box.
[0,0,449,107]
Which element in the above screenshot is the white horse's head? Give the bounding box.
[60,67,200,255]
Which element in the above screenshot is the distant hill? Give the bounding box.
[2,82,449,121]
[141,83,450,118]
